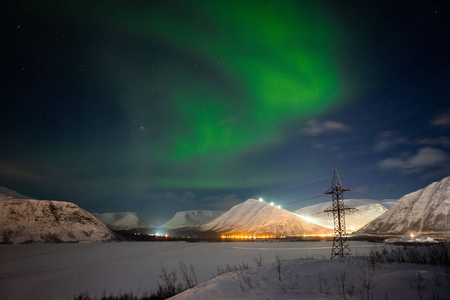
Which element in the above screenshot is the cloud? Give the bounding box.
[378,147,449,174]
[374,131,450,153]
[416,136,450,147]
[302,119,351,136]
[431,111,450,129]
[374,131,409,152]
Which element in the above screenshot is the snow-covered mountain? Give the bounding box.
[201,199,332,236]
[94,212,157,231]
[0,199,116,244]
[294,198,396,232]
[161,210,225,229]
[358,176,450,236]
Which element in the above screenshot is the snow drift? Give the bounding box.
[201,198,332,236]
[160,210,224,229]
[358,176,450,236]
[0,198,116,244]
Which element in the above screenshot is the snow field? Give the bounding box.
[172,255,450,300]
[0,241,378,300]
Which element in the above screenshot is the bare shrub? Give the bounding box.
[317,271,329,294]
[287,269,299,291]
[416,272,425,300]
[156,264,183,299]
[252,254,264,267]
[238,260,249,271]
[273,254,284,281]
[305,276,314,295]
[215,263,234,276]
[346,281,355,297]
[233,271,253,292]
[178,261,198,289]
[409,271,426,300]
[358,264,373,300]
[336,271,346,299]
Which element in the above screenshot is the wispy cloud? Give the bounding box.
[416,136,450,147]
[378,147,449,174]
[374,131,450,153]
[302,119,351,136]
[431,110,450,129]
[374,131,409,152]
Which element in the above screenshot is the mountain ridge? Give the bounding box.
[357,176,450,236]
[161,210,225,229]
[1,199,116,244]
[94,212,158,231]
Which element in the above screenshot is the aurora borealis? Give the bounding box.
[2,1,449,222]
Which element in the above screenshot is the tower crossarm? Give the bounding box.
[324,186,351,194]
[323,205,356,213]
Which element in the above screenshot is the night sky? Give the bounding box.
[2,0,449,223]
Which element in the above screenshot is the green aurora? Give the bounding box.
[19,0,345,189]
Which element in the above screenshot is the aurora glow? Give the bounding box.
[2,0,449,222]
[77,0,343,165]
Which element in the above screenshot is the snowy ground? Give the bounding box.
[172,255,450,300]
[0,241,380,300]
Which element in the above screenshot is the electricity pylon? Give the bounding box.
[323,169,352,259]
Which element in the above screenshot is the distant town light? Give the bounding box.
[277,205,281,209]
[270,202,274,206]
[259,198,263,201]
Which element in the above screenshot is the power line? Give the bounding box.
[283,193,328,208]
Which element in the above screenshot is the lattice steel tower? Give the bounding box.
[323,169,352,259]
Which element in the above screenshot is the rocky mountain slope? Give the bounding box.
[201,198,332,236]
[0,199,116,244]
[357,176,450,236]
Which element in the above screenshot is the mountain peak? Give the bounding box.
[161,210,225,229]
[201,198,332,236]
[94,212,157,231]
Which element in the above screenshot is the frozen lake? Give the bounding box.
[0,241,380,300]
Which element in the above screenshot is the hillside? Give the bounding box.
[358,176,450,236]
[160,210,224,229]
[94,212,157,231]
[201,199,332,236]
[0,199,116,244]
